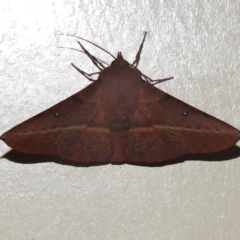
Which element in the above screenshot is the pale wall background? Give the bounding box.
[0,0,240,239]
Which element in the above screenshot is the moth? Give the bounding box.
[1,33,239,165]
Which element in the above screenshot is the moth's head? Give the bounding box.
[111,52,130,67]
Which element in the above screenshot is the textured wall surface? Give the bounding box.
[0,0,240,239]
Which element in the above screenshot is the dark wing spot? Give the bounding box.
[55,112,60,117]
[181,111,188,117]
[0,135,6,140]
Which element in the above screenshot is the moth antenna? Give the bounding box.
[131,31,147,68]
[58,34,116,60]
[57,46,109,65]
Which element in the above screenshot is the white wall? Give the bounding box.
[0,0,240,239]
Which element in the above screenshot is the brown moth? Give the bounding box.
[1,33,239,165]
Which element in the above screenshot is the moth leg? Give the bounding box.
[71,63,99,82]
[77,41,105,71]
[131,31,147,68]
[142,73,174,85]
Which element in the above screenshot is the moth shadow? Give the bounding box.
[2,145,240,167]
[2,151,108,167]
[138,145,240,167]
